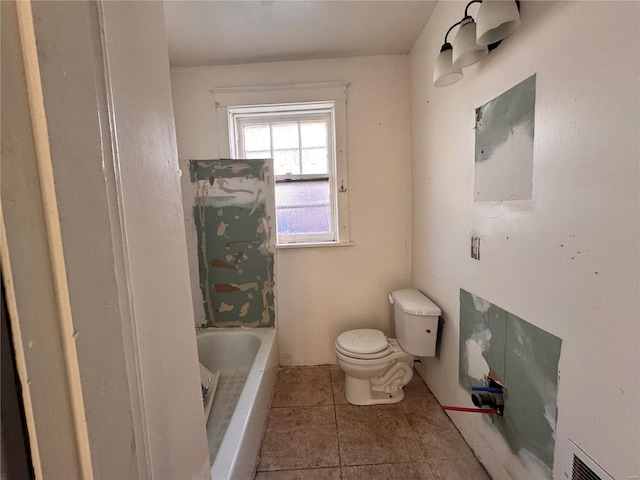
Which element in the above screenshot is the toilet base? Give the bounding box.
[341,358,414,405]
[345,377,406,405]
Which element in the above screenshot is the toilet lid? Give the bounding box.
[335,329,392,359]
[335,342,393,360]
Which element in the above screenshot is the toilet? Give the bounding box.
[334,289,441,405]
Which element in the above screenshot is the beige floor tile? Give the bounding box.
[255,467,341,480]
[272,366,333,407]
[341,462,435,480]
[403,371,438,401]
[400,398,479,462]
[415,428,479,463]
[258,367,488,479]
[329,365,348,405]
[336,404,413,435]
[400,398,462,435]
[257,406,339,471]
[428,457,491,480]
[337,430,425,467]
[336,404,424,466]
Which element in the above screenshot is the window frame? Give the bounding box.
[230,104,338,244]
[212,82,351,247]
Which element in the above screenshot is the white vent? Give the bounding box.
[572,456,601,480]
[568,439,614,480]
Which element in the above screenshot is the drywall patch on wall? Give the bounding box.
[459,291,507,387]
[460,289,561,478]
[190,159,276,327]
[474,74,536,202]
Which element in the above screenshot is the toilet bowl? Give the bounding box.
[335,289,441,405]
[335,331,414,405]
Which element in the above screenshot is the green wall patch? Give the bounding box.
[189,159,266,182]
[459,290,507,390]
[191,159,276,328]
[474,74,536,202]
[459,289,561,478]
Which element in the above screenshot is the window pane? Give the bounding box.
[301,122,328,174]
[275,180,331,235]
[301,147,328,174]
[243,124,270,159]
[246,150,271,160]
[272,123,300,175]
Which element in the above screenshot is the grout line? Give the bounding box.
[256,367,280,473]
[328,366,343,475]
[259,466,342,473]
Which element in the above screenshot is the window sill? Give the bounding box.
[276,241,355,250]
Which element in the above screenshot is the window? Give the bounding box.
[229,102,347,246]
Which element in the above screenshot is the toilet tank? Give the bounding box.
[390,289,441,357]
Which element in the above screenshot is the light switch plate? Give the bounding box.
[471,235,480,260]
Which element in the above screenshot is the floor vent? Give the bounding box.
[569,439,614,480]
[572,455,601,480]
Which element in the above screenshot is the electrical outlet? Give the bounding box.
[471,235,480,260]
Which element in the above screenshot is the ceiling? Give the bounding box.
[163,1,437,67]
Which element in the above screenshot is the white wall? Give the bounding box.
[409,2,639,479]
[171,55,413,365]
[2,1,210,478]
[99,3,210,478]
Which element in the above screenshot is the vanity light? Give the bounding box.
[476,0,521,46]
[433,43,463,87]
[433,0,521,88]
[452,16,488,68]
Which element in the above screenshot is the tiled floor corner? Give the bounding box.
[255,366,491,479]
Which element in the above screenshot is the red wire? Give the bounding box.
[441,406,500,414]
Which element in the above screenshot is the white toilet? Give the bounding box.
[334,288,441,405]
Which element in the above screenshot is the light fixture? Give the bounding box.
[433,0,521,88]
[433,42,463,87]
[476,0,521,46]
[453,16,488,68]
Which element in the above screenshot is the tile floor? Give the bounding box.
[255,365,491,480]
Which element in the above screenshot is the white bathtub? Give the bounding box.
[196,328,278,480]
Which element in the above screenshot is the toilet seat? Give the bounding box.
[335,329,393,360]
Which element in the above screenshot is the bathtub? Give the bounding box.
[196,328,278,480]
